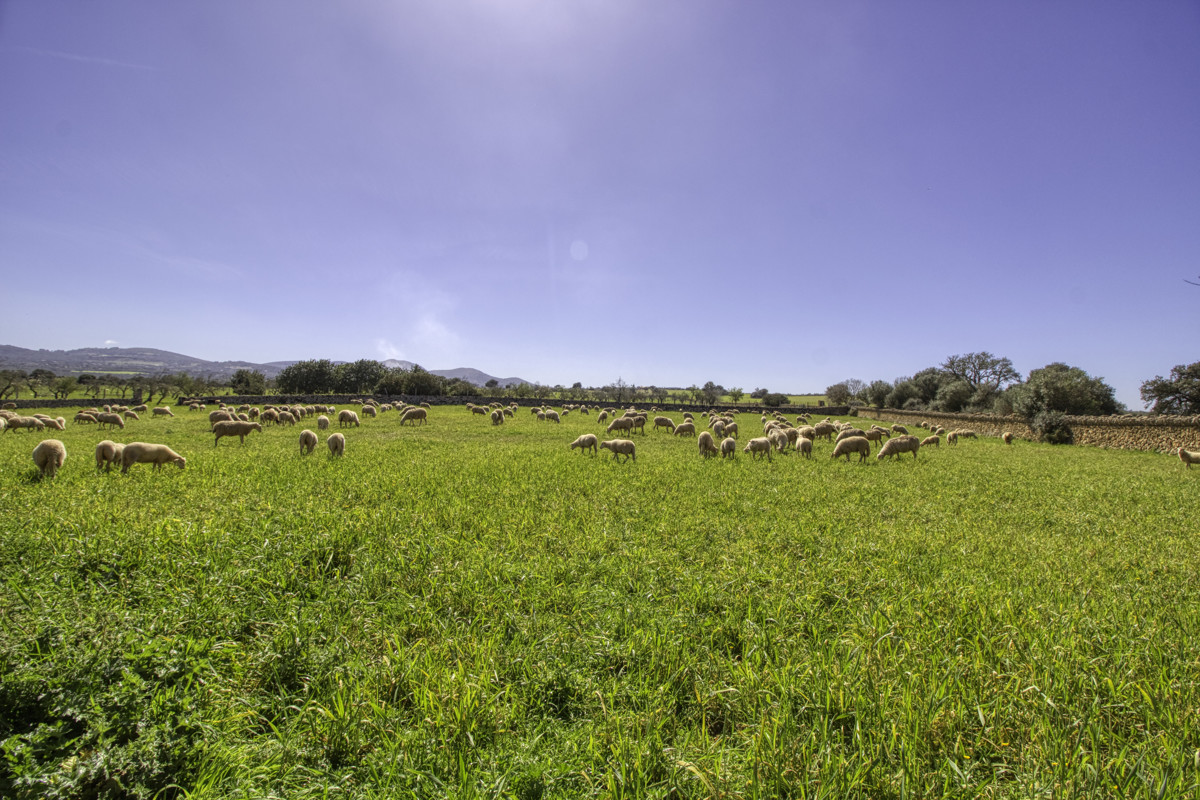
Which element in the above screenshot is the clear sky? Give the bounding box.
[2,1,1198,406]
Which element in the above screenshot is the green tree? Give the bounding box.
[1140,361,1200,415]
[727,387,744,403]
[334,359,386,395]
[276,359,337,394]
[51,376,78,399]
[825,382,851,406]
[1012,363,1122,418]
[932,380,973,412]
[909,368,949,405]
[941,352,1020,391]
[865,380,892,407]
[230,369,267,395]
[701,381,724,405]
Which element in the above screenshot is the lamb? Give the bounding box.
[920,435,940,448]
[299,429,318,455]
[400,407,428,426]
[698,430,719,458]
[877,435,920,461]
[317,415,330,431]
[830,436,871,462]
[725,421,738,438]
[491,409,505,425]
[338,410,361,428]
[607,417,635,435]
[1178,447,1200,469]
[1002,432,1014,445]
[120,442,186,473]
[33,439,67,478]
[673,421,696,437]
[570,433,599,455]
[327,432,346,457]
[95,440,126,471]
[652,415,676,433]
[152,406,175,418]
[796,436,813,459]
[598,438,636,462]
[95,413,124,430]
[743,436,773,460]
[213,420,263,445]
[720,437,737,458]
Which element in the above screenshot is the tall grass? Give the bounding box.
[1,406,1197,798]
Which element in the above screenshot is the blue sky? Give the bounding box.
[2,1,1198,406]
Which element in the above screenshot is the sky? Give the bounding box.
[2,1,1198,407]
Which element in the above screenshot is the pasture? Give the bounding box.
[1,403,1198,799]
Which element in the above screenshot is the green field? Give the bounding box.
[1,405,1197,798]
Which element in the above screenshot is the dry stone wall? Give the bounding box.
[863,408,1200,452]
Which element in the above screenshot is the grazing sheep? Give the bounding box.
[400,407,428,426]
[93,413,124,430]
[0,417,5,433]
[95,440,126,472]
[712,420,726,439]
[213,420,263,446]
[123,411,139,421]
[863,429,888,446]
[796,436,813,459]
[1178,447,1200,469]
[33,439,67,478]
[491,409,504,425]
[957,430,978,440]
[599,438,636,462]
[811,422,837,441]
[743,437,773,460]
[720,437,737,458]
[471,405,488,415]
[629,416,646,435]
[698,430,719,458]
[1002,432,1014,445]
[606,417,635,435]
[74,412,98,425]
[921,435,940,448]
[209,410,234,427]
[276,411,295,426]
[338,410,361,428]
[299,429,318,455]
[831,436,871,462]
[768,429,789,453]
[947,431,958,445]
[152,406,175,418]
[673,421,697,437]
[891,424,909,435]
[545,410,561,423]
[327,432,346,457]
[652,415,676,433]
[570,433,599,455]
[596,411,609,424]
[120,442,186,473]
[725,421,739,438]
[317,415,330,431]
[877,435,920,461]
[41,417,66,431]
[362,405,377,418]
[260,409,280,426]
[835,428,867,442]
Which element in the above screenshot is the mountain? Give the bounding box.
[0,345,531,387]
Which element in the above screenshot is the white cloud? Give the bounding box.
[104,339,119,346]
[375,338,404,361]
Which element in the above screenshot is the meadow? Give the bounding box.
[1,403,1197,799]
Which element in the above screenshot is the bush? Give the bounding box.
[761,393,789,407]
[1031,411,1073,445]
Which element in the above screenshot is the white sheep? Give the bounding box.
[260,409,280,425]
[95,440,125,472]
[299,429,318,455]
[743,437,773,460]
[599,438,636,462]
[891,424,909,435]
[673,421,696,437]
[570,433,599,455]
[74,412,98,425]
[95,413,124,430]
[811,422,837,441]
[209,409,234,427]
[33,439,67,478]
[596,410,609,424]
[327,432,346,457]
[725,421,738,438]
[796,436,813,459]
[43,417,66,431]
[544,410,561,423]
[1178,447,1200,469]
[121,442,186,473]
[921,435,940,448]
[698,430,719,458]
[152,406,175,418]
[400,407,428,426]
[768,429,789,453]
[606,417,635,435]
[491,409,505,425]
[652,415,676,433]
[317,415,330,430]
[338,409,361,427]
[831,436,871,462]
[629,416,646,435]
[720,437,737,458]
[1002,432,1014,445]
[362,405,378,418]
[877,435,920,461]
[213,420,263,446]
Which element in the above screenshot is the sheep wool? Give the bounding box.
[95,440,126,472]
[121,442,186,473]
[831,436,871,462]
[599,439,636,462]
[698,431,719,458]
[569,434,599,455]
[328,433,346,457]
[877,435,920,461]
[743,437,773,460]
[720,437,737,458]
[299,429,318,455]
[33,439,67,478]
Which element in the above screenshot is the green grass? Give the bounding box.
[1,406,1198,798]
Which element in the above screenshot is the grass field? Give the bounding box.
[1,405,1197,798]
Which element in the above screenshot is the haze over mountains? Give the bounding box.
[0,345,530,387]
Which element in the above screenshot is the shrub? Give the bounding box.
[761,393,789,408]
[1031,411,1073,445]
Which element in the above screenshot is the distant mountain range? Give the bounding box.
[0,345,531,387]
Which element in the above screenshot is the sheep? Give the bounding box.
[947,431,958,445]
[768,429,790,453]
[491,409,505,425]
[891,424,909,435]
[260,409,280,426]
[725,422,738,438]
[328,432,346,457]
[400,407,428,426]
[629,416,646,435]
[811,422,837,441]
[152,406,175,418]
[338,410,361,428]
[299,429,318,455]
[0,417,6,433]
[698,430,719,458]
[863,429,888,446]
[921,435,940,448]
[596,410,609,424]
[74,412,98,425]
[836,428,868,442]
[673,421,697,437]
[796,436,813,459]
[652,415,676,433]
[544,409,561,423]
[598,438,636,462]
[95,440,126,472]
[877,435,920,461]
[93,413,123,430]
[277,411,296,426]
[120,442,186,473]
[720,437,737,458]
[570,433,599,455]
[209,409,234,427]
[213,420,263,446]
[606,417,635,435]
[1177,447,1200,469]
[362,405,378,418]
[958,430,978,440]
[1002,432,1014,445]
[33,439,67,478]
[123,411,140,422]
[40,417,66,431]
[743,437,773,460]
[471,405,488,415]
[830,436,871,462]
[712,420,726,439]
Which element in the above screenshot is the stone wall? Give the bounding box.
[860,407,1200,452]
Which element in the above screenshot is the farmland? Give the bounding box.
[1,404,1198,799]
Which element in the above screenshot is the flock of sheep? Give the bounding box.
[5,397,1199,479]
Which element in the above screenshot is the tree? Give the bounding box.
[825,382,851,406]
[844,378,866,401]
[701,381,723,405]
[761,392,789,407]
[1010,363,1123,418]
[276,359,337,394]
[909,368,949,405]
[334,359,386,395]
[941,352,1020,391]
[750,387,768,400]
[405,365,445,396]
[1140,361,1200,415]
[485,379,499,389]
[865,380,892,408]
[932,380,973,413]
[230,369,267,395]
[727,387,744,403]
[884,380,918,409]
